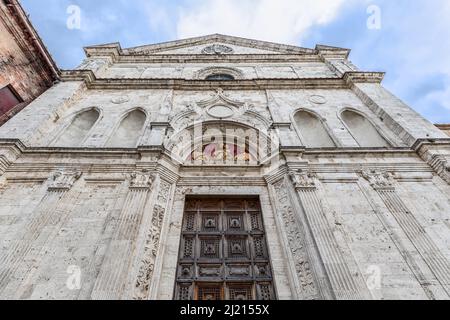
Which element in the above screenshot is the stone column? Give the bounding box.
[289,169,371,300]
[91,170,154,300]
[270,176,321,300]
[361,169,450,297]
[0,170,81,297]
[129,177,173,300]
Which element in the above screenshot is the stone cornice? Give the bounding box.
[83,47,326,64]
[412,138,450,151]
[4,139,448,157]
[343,72,385,84]
[60,72,347,90]
[315,44,351,59]
[118,54,323,64]
[85,34,316,56]
[60,69,387,90]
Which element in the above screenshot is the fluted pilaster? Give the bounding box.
[91,171,154,300]
[0,170,82,297]
[362,169,450,297]
[289,169,371,300]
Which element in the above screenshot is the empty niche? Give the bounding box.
[341,110,389,147]
[55,109,99,147]
[294,110,335,148]
[107,109,146,148]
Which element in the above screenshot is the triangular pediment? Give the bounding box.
[122,34,315,55]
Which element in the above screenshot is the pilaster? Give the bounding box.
[361,169,450,297]
[0,169,82,297]
[91,170,154,300]
[288,169,372,300]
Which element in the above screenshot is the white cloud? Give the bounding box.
[176,0,347,44]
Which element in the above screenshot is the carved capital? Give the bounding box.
[427,154,450,184]
[129,170,154,190]
[361,169,395,190]
[48,170,82,191]
[289,169,317,190]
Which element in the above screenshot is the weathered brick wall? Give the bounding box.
[436,125,450,137]
[0,1,58,125]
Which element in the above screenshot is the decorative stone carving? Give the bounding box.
[202,44,234,55]
[134,203,165,297]
[289,169,317,190]
[129,170,154,190]
[77,58,108,71]
[133,179,172,300]
[196,88,241,110]
[160,90,174,116]
[175,187,192,196]
[48,170,82,191]
[308,95,327,105]
[361,169,395,190]
[0,180,7,194]
[111,95,130,104]
[273,179,318,299]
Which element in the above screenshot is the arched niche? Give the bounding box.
[293,110,335,148]
[341,110,390,147]
[55,108,99,147]
[107,109,146,148]
[167,121,276,165]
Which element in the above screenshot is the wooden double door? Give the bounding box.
[174,197,276,300]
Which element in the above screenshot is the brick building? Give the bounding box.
[0,0,59,126]
[436,124,450,137]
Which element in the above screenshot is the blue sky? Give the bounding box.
[21,0,450,123]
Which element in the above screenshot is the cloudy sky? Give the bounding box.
[21,0,450,123]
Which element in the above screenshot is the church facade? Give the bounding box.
[0,34,449,300]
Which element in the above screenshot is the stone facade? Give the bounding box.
[0,0,59,126]
[0,34,449,300]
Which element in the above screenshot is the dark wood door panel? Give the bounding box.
[174,197,276,300]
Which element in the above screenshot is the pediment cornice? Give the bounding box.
[83,34,351,59]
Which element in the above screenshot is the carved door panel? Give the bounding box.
[174,197,276,300]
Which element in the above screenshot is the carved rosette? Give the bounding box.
[129,171,155,190]
[289,169,317,190]
[361,169,395,190]
[202,44,234,55]
[48,170,82,191]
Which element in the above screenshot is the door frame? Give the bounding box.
[151,185,296,300]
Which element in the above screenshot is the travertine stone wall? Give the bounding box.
[0,36,449,300]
